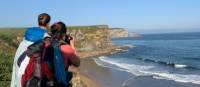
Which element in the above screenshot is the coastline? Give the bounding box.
[78,57,200,87]
[77,45,130,59]
[69,45,129,87]
[69,44,200,87]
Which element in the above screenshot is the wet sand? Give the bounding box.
[78,58,200,87]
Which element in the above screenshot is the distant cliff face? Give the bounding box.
[108,28,129,38]
[109,28,141,38]
[128,32,141,37]
[68,25,112,51]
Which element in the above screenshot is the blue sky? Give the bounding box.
[0,0,200,33]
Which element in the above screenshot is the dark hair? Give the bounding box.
[57,22,67,34]
[38,13,51,26]
[50,22,67,38]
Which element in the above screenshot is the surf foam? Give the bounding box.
[95,56,200,85]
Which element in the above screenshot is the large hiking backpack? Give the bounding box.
[22,38,69,87]
[21,40,45,87]
[51,40,68,86]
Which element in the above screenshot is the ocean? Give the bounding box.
[95,32,200,86]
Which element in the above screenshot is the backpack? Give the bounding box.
[51,40,68,86]
[21,40,45,87]
[22,38,69,87]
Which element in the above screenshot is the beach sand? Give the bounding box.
[67,45,122,87]
[71,58,200,87]
[69,66,101,87]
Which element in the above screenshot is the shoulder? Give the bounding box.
[60,44,75,54]
[25,27,37,34]
[24,27,48,43]
[24,27,48,42]
[26,27,47,33]
[26,27,39,31]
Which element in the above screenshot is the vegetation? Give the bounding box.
[0,49,13,86]
[0,28,25,86]
[68,25,108,30]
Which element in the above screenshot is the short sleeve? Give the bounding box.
[60,44,76,61]
[60,44,76,68]
[60,45,75,55]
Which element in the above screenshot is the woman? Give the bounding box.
[50,22,80,86]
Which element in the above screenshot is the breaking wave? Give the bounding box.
[95,56,200,85]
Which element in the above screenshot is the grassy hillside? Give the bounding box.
[0,42,15,86]
[0,28,26,86]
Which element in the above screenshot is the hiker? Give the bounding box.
[11,13,51,87]
[22,22,80,87]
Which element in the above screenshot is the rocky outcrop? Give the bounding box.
[128,32,141,37]
[108,28,129,38]
[109,28,141,38]
[68,25,112,51]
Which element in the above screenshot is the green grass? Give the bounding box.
[0,43,15,87]
[0,28,26,86]
[0,28,25,48]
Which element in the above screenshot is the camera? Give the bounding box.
[64,35,73,44]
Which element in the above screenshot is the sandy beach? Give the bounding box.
[72,57,200,87]
[68,45,125,87]
[69,66,101,87]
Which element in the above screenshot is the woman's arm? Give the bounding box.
[70,54,80,67]
[69,37,80,67]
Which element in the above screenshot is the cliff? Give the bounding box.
[109,28,141,38]
[68,25,112,51]
[128,32,141,37]
[109,28,129,38]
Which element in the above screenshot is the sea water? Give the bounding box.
[95,32,200,85]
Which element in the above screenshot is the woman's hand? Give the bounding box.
[69,36,77,54]
[69,37,74,48]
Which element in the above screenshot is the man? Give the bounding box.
[10,13,51,87]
